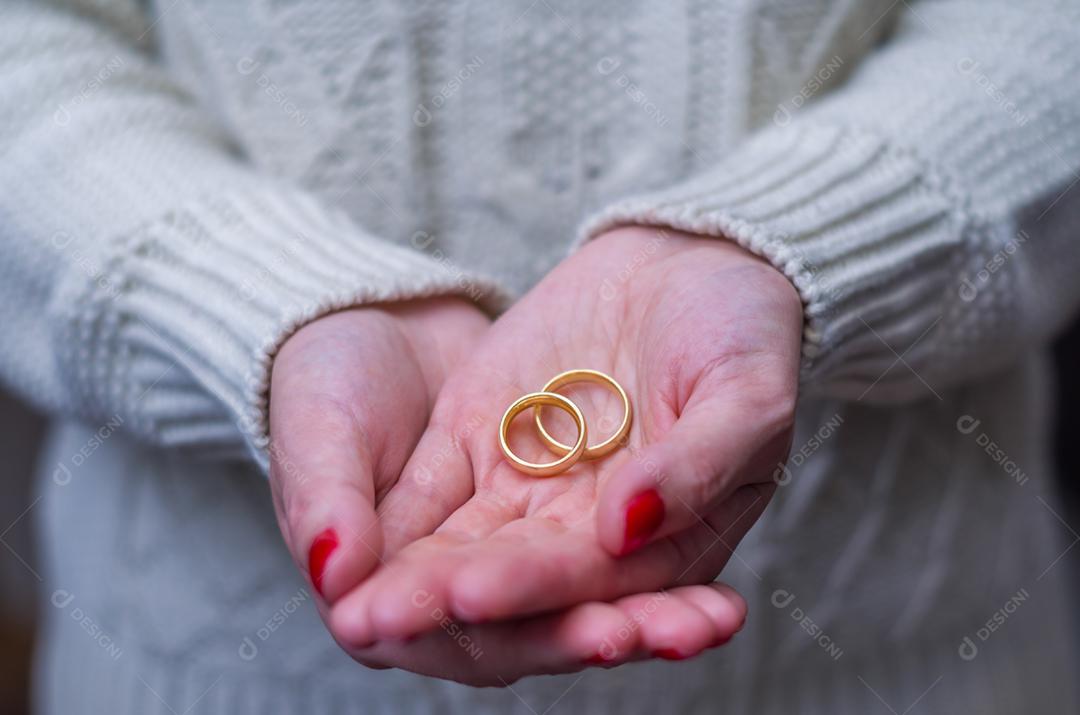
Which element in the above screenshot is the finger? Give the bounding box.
[269,387,388,605]
[672,582,747,646]
[375,403,501,556]
[596,358,795,555]
[269,302,488,606]
[333,519,570,647]
[629,584,746,659]
[330,583,747,686]
[333,599,632,685]
[606,590,715,661]
[440,484,769,623]
[338,488,527,643]
[328,531,475,646]
[374,366,527,556]
[268,313,434,605]
[338,412,771,639]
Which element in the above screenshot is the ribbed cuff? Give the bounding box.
[56,189,509,469]
[580,124,964,395]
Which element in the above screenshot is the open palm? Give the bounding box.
[331,228,803,667]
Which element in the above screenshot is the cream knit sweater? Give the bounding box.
[5,0,1080,713]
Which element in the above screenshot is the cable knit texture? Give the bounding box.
[3,0,1080,713]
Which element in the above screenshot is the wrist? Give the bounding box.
[381,297,491,386]
[591,225,803,319]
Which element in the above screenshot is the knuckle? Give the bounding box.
[759,388,797,442]
[328,608,373,653]
[730,364,797,436]
[281,490,315,541]
[682,455,722,509]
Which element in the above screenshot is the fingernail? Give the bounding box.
[652,647,691,661]
[622,489,665,554]
[583,653,615,666]
[308,528,339,598]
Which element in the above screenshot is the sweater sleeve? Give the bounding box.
[0,0,506,467]
[582,0,1080,403]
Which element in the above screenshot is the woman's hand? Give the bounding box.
[266,291,752,686]
[267,297,489,604]
[329,228,803,663]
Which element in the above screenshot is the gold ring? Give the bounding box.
[500,392,588,477]
[533,369,632,460]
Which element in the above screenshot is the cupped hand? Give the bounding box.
[330,227,803,664]
[267,297,489,604]
[268,295,747,686]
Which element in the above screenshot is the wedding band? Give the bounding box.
[499,392,588,477]
[533,369,632,460]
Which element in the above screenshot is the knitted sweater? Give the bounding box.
[5,0,1080,712]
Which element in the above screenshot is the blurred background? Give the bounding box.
[0,388,46,714]
[1,322,1078,714]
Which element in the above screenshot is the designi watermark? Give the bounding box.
[956,58,1032,128]
[596,591,670,661]
[958,587,1030,661]
[596,56,670,128]
[773,413,844,485]
[238,587,311,661]
[237,56,310,128]
[958,229,1028,302]
[410,589,484,660]
[414,56,485,127]
[956,414,1028,486]
[773,55,844,127]
[771,589,843,660]
[53,413,124,486]
[51,589,123,660]
[54,55,126,127]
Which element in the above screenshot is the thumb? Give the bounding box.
[266,301,487,604]
[596,367,795,556]
[266,311,433,605]
[269,391,387,605]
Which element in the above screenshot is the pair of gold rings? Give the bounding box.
[498,369,632,477]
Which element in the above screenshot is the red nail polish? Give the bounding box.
[308,528,339,598]
[652,648,690,661]
[623,489,665,554]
